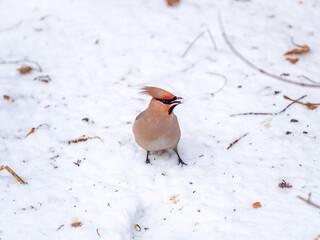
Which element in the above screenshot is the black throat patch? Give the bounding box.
[168,105,177,115]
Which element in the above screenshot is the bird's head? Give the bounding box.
[141,86,182,115]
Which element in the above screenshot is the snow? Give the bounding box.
[1,0,320,239]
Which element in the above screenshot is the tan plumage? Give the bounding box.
[133,86,186,165]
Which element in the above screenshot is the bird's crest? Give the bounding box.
[140,86,175,100]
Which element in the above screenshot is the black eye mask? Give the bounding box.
[155,96,177,105]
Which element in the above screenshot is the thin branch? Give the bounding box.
[298,75,320,84]
[182,62,196,72]
[57,225,65,231]
[0,165,26,184]
[34,75,52,83]
[218,13,320,88]
[227,133,248,150]
[280,74,320,85]
[231,95,307,117]
[206,72,228,95]
[68,136,104,144]
[280,73,290,77]
[182,31,205,58]
[279,95,310,111]
[0,59,43,72]
[0,20,23,32]
[284,95,319,107]
[290,37,306,48]
[297,193,320,210]
[182,30,217,58]
[207,30,217,50]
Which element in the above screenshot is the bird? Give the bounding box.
[133,86,186,166]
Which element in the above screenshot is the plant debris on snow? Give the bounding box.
[253,202,262,209]
[17,66,32,74]
[284,45,310,56]
[68,136,103,144]
[278,180,292,189]
[71,221,83,228]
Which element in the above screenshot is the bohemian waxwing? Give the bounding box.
[133,86,186,165]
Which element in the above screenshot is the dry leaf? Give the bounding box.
[285,57,299,64]
[71,221,82,228]
[169,194,180,204]
[284,45,310,55]
[306,102,318,110]
[3,95,10,100]
[253,202,262,209]
[166,0,179,6]
[134,224,141,231]
[264,124,270,128]
[38,78,49,83]
[26,128,35,137]
[17,66,32,74]
[3,95,14,102]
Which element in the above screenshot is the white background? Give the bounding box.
[0,0,319,239]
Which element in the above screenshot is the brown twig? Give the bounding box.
[68,136,104,144]
[25,124,50,137]
[284,95,319,109]
[218,14,320,88]
[182,30,217,58]
[26,128,35,137]
[34,75,52,83]
[227,133,248,150]
[96,229,101,237]
[0,59,43,72]
[297,193,320,210]
[0,165,26,184]
[231,95,307,117]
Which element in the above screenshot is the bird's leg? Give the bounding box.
[173,148,187,166]
[0,165,26,184]
[146,151,151,164]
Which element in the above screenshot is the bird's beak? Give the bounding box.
[172,96,183,105]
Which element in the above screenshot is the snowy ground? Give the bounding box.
[1,0,320,239]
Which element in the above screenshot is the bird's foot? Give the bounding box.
[174,148,187,166]
[146,151,151,164]
[178,159,187,166]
